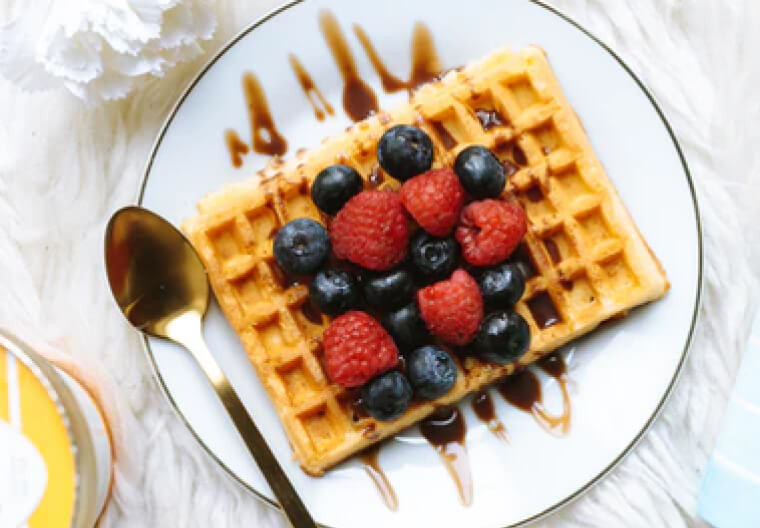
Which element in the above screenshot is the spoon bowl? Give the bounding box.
[105,206,208,337]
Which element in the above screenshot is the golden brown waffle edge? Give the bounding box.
[182,46,669,476]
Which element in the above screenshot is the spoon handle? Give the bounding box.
[169,312,317,528]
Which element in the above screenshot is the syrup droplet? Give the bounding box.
[497,362,572,437]
[429,120,457,150]
[242,72,288,156]
[513,143,528,165]
[471,391,509,442]
[224,129,249,168]
[544,238,561,264]
[289,54,335,121]
[353,24,406,93]
[360,446,399,511]
[349,390,369,421]
[420,407,473,506]
[406,22,444,91]
[502,159,519,178]
[497,369,540,412]
[527,292,562,329]
[536,353,567,379]
[353,22,443,95]
[509,243,537,280]
[525,184,544,202]
[319,10,379,122]
[475,108,507,130]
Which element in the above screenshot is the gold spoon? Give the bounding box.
[104,206,317,528]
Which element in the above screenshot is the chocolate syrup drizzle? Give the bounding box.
[224,72,288,166]
[223,129,249,168]
[471,391,509,443]
[319,10,379,121]
[362,355,572,510]
[497,354,572,437]
[242,72,289,157]
[289,54,335,121]
[353,22,443,94]
[225,10,446,166]
[420,407,473,506]
[360,446,399,511]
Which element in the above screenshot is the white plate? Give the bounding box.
[138,1,702,526]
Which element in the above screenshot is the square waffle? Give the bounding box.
[182,46,669,476]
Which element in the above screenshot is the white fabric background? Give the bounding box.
[1,0,759,527]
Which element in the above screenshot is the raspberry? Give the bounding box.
[323,311,400,388]
[399,168,465,236]
[455,199,527,266]
[417,269,483,345]
[330,190,410,271]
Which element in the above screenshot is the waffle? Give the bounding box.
[182,46,669,476]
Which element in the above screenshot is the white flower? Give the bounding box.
[0,0,217,104]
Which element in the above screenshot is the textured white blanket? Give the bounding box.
[1,0,759,527]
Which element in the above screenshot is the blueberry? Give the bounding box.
[363,269,414,310]
[454,145,506,198]
[308,268,360,316]
[407,345,458,400]
[382,302,430,351]
[361,371,413,421]
[478,263,525,308]
[471,310,530,365]
[273,218,330,275]
[311,164,364,215]
[377,125,434,182]
[410,231,459,282]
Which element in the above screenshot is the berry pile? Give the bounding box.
[272,125,531,422]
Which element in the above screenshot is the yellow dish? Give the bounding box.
[0,333,112,528]
[1,347,76,528]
